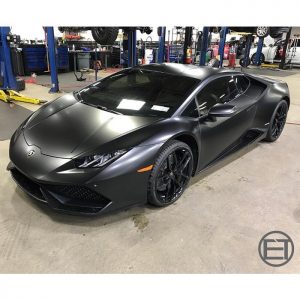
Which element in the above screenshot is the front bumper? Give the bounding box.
[8,132,163,216]
[8,164,112,215]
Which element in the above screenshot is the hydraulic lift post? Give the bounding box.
[128,30,137,67]
[255,37,264,66]
[157,26,166,63]
[218,27,228,67]
[199,27,210,66]
[45,27,59,93]
[0,27,17,90]
[243,34,253,67]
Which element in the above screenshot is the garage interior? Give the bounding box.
[0,26,299,273]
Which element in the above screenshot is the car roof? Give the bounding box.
[135,63,238,81]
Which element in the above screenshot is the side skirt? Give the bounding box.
[197,129,267,175]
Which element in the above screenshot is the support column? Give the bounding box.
[45,27,59,93]
[0,27,17,90]
[255,37,264,66]
[128,30,137,67]
[243,34,253,67]
[199,27,210,66]
[157,26,166,63]
[218,27,228,67]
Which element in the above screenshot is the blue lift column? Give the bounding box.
[0,27,17,90]
[45,27,59,93]
[254,37,264,66]
[128,30,137,67]
[243,34,253,67]
[157,26,166,63]
[199,27,210,66]
[218,27,228,67]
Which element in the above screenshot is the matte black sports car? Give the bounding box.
[7,63,289,215]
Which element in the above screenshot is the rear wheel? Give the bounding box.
[251,53,265,64]
[264,100,288,142]
[148,141,194,207]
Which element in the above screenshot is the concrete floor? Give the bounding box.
[0,68,299,273]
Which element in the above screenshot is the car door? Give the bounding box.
[196,75,257,170]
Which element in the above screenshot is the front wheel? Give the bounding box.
[148,141,194,207]
[264,100,288,142]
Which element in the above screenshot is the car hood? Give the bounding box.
[23,94,160,158]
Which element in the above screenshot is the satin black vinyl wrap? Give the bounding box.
[7,64,290,216]
[8,130,164,215]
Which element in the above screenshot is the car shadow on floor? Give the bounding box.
[11,140,262,228]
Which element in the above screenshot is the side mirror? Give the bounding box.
[208,103,236,117]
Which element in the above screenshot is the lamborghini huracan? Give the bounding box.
[8,63,289,215]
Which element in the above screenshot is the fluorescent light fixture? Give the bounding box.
[117,99,145,111]
[151,105,170,112]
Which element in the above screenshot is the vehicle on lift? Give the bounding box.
[229,27,290,39]
[58,27,152,45]
[250,38,300,64]
[8,64,290,215]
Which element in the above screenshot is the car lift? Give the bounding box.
[199,27,210,66]
[157,27,166,63]
[0,26,49,104]
[127,29,137,67]
[218,27,228,67]
[254,37,264,66]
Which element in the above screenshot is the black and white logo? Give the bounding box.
[258,231,294,267]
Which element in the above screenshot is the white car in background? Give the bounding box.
[250,38,300,65]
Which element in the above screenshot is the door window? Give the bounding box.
[235,76,250,94]
[195,76,239,115]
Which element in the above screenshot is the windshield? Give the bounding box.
[77,68,199,117]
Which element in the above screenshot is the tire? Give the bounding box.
[148,140,194,207]
[264,100,288,142]
[251,53,265,64]
[91,27,118,45]
[239,57,250,67]
[256,27,270,38]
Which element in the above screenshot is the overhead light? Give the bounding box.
[151,105,169,112]
[117,99,145,111]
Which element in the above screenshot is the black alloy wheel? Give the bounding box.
[265,100,288,142]
[148,141,194,207]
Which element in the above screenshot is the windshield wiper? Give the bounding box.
[80,101,123,115]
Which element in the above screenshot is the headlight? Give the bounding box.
[75,149,127,168]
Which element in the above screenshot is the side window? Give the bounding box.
[182,99,199,118]
[196,76,238,115]
[235,76,250,94]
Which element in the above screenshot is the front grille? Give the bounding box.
[45,184,110,208]
[11,168,45,200]
[11,168,111,213]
